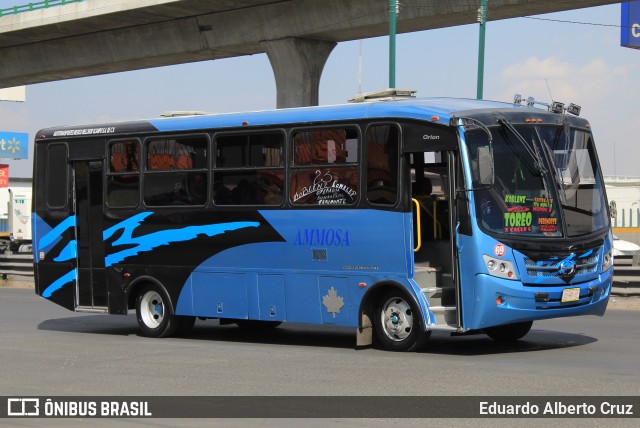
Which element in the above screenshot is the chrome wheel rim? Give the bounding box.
[140,291,164,328]
[380,296,414,341]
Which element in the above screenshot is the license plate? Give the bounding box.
[561,287,580,303]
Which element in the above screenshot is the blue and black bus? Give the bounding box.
[32,93,613,351]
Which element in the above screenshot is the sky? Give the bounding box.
[0,1,639,178]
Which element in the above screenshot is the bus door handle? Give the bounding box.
[412,198,422,252]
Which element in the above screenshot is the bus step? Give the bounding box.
[75,306,108,314]
[441,273,454,288]
[421,287,441,306]
[421,286,456,307]
[429,305,457,326]
[414,266,441,289]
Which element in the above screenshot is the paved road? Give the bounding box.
[1,288,639,426]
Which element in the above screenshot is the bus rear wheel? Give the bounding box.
[135,285,180,338]
[485,321,533,342]
[374,291,427,351]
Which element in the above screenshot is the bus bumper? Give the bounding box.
[467,270,612,330]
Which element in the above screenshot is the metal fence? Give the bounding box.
[613,208,640,228]
[0,0,84,17]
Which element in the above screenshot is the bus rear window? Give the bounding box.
[46,144,68,209]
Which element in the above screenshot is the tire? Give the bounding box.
[485,321,533,342]
[374,290,428,351]
[135,284,180,338]
[235,320,282,330]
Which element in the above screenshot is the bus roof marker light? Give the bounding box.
[358,282,367,288]
[242,121,249,126]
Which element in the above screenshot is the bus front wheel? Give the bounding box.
[135,285,180,338]
[374,291,427,351]
[485,321,533,342]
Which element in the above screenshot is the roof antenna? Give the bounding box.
[545,78,554,103]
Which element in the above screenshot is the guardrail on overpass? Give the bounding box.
[0,0,84,17]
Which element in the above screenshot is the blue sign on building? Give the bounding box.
[622,1,640,49]
[0,131,29,159]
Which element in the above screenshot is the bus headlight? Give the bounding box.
[483,255,519,280]
[602,250,613,272]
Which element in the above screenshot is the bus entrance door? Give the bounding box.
[410,150,460,329]
[73,160,108,312]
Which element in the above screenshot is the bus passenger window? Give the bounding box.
[143,136,208,206]
[366,124,399,205]
[110,140,139,172]
[147,137,207,171]
[106,140,140,208]
[291,127,359,206]
[214,131,285,206]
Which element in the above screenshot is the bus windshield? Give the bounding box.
[466,122,608,238]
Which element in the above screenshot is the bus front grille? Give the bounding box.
[523,254,599,278]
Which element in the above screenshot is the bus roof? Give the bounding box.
[35,97,581,139]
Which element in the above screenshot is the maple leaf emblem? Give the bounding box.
[322,287,344,318]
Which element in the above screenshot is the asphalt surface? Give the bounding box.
[0,287,639,427]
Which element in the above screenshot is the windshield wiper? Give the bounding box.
[494,115,555,208]
[495,116,547,177]
[536,123,568,206]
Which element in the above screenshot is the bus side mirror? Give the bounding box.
[477,146,494,186]
[609,200,617,219]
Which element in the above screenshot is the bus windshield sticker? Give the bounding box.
[538,217,558,233]
[533,197,554,212]
[504,194,526,204]
[503,208,532,233]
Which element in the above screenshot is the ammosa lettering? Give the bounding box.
[294,229,350,246]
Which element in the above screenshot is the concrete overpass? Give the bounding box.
[0,0,620,107]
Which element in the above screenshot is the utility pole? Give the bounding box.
[476,0,487,99]
[389,0,398,88]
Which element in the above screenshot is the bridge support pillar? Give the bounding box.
[262,38,336,109]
